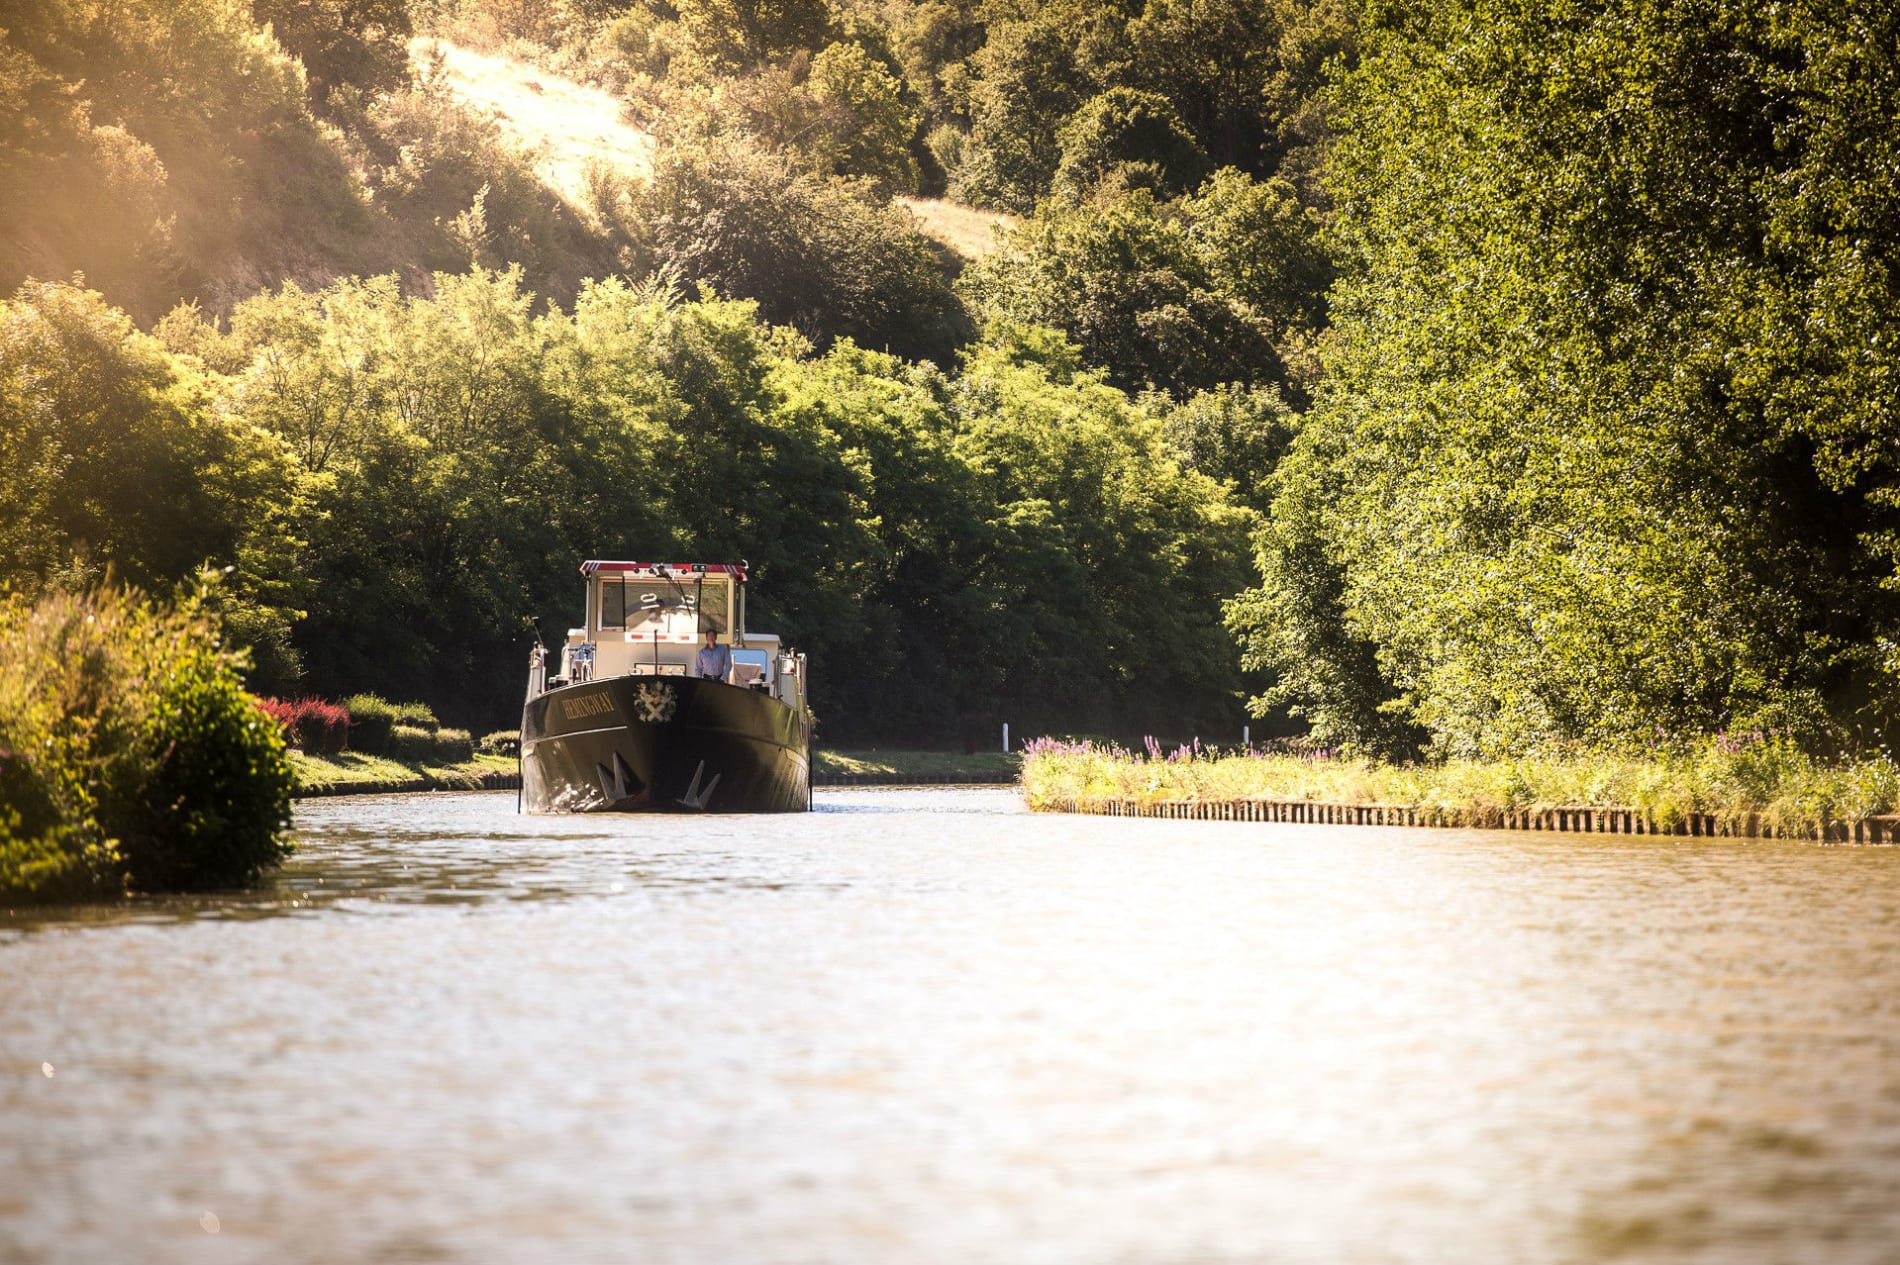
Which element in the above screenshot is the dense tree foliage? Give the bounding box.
[253,0,415,106]
[0,0,307,316]
[2,274,1253,741]
[673,0,836,71]
[596,138,965,362]
[0,282,306,685]
[1050,87,1209,204]
[14,0,1900,766]
[1230,0,1900,756]
[906,0,1356,212]
[960,171,1327,397]
[0,0,630,318]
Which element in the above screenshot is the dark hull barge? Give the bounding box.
[521,561,812,814]
[523,674,810,813]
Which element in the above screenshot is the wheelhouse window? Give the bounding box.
[599,579,629,629]
[696,581,730,635]
[602,571,734,639]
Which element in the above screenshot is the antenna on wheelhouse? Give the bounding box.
[651,563,664,676]
[736,558,749,648]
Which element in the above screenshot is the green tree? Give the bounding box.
[0,282,302,648]
[1180,168,1330,351]
[1051,87,1209,202]
[772,340,1006,737]
[674,0,834,70]
[1122,0,1356,184]
[803,39,920,190]
[1160,383,1297,513]
[251,0,414,106]
[951,326,1256,735]
[634,138,966,362]
[959,186,1282,395]
[951,14,1087,212]
[1230,0,1900,755]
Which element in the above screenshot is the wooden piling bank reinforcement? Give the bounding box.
[1048,797,1900,843]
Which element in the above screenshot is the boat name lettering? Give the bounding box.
[560,691,616,721]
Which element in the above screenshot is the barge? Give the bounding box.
[521,561,811,813]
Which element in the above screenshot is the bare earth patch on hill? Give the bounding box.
[409,38,1016,259]
[896,197,1017,260]
[412,38,654,206]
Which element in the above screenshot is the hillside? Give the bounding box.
[416,38,654,206]
[416,38,1014,261]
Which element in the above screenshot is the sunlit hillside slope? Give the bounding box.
[415,38,654,205]
[417,38,1015,261]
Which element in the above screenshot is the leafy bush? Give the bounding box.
[344,694,397,753]
[431,727,474,762]
[0,577,293,904]
[346,695,439,753]
[627,138,968,363]
[393,701,439,731]
[387,724,438,762]
[479,729,521,757]
[257,697,350,754]
[114,629,298,892]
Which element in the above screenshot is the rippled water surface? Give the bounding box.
[5,788,1900,1264]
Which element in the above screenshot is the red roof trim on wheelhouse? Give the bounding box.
[580,560,748,579]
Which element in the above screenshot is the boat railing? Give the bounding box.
[529,637,807,710]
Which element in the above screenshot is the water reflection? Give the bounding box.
[3,788,1899,1264]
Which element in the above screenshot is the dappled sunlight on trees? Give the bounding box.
[1,271,1252,740]
[11,0,1900,759]
[1228,0,1900,757]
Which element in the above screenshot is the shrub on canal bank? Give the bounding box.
[385,724,430,761]
[479,730,521,758]
[430,728,474,763]
[0,579,294,903]
[342,695,441,754]
[257,697,350,754]
[1019,735,1900,839]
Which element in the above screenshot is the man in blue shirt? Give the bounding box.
[695,629,733,682]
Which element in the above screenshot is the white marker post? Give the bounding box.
[1002,722,1010,753]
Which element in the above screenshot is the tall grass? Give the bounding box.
[1018,735,1900,838]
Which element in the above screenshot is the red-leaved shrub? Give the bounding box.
[256,697,349,754]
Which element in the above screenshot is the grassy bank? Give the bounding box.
[815,749,1020,782]
[288,751,519,796]
[291,748,1017,796]
[1019,738,1900,839]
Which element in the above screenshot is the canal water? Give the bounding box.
[4,788,1900,1264]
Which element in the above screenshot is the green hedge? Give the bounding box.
[431,727,473,763]
[345,694,440,754]
[0,578,293,903]
[479,730,521,757]
[387,723,436,761]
